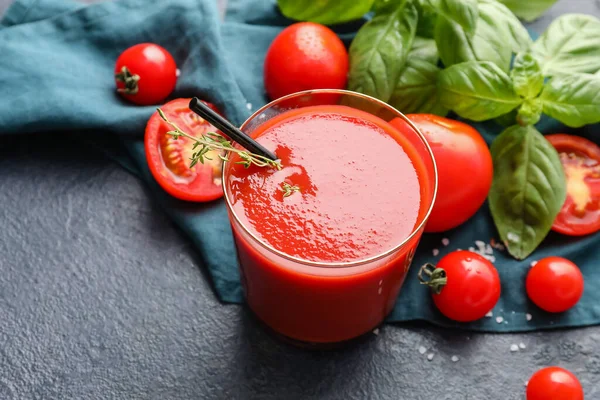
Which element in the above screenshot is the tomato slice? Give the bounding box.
[547,134,600,236]
[144,98,225,202]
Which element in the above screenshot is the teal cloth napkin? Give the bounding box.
[2,0,599,332]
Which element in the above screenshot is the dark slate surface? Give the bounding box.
[1,1,599,399]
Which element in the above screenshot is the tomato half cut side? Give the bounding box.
[547,134,600,236]
[145,98,225,202]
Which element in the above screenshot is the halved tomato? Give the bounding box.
[547,134,600,236]
[144,98,225,202]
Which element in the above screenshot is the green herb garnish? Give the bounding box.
[157,109,282,170]
[281,182,301,198]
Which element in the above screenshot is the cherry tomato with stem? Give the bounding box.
[527,366,583,400]
[526,256,584,313]
[264,22,348,101]
[546,134,600,236]
[145,98,224,202]
[115,43,177,106]
[406,114,493,233]
[419,250,501,322]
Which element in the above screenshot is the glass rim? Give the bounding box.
[222,89,439,268]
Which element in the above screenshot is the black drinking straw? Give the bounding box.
[188,98,278,161]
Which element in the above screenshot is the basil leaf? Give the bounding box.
[532,14,600,76]
[347,0,418,102]
[409,36,439,64]
[510,52,544,99]
[478,0,532,53]
[517,98,543,126]
[427,0,478,34]
[438,61,522,121]
[539,73,600,128]
[435,0,531,71]
[389,59,448,116]
[277,0,374,25]
[414,0,438,38]
[489,125,566,260]
[498,0,558,22]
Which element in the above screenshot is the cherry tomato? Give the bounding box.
[546,134,600,236]
[420,250,501,322]
[406,114,493,233]
[526,256,584,313]
[115,43,177,106]
[527,367,583,400]
[144,98,224,202]
[264,22,349,101]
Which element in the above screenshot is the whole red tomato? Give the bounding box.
[526,256,584,313]
[115,43,177,106]
[407,114,493,233]
[527,367,583,400]
[419,250,501,322]
[264,22,349,101]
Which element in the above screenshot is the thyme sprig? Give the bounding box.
[281,182,300,198]
[157,108,282,170]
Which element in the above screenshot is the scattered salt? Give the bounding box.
[525,381,529,387]
[432,248,439,256]
[510,344,519,352]
[475,240,485,250]
[175,68,181,77]
[485,311,493,318]
[441,238,450,246]
[496,316,504,324]
[373,328,380,335]
[484,244,494,255]
[530,260,538,267]
[468,246,476,252]
[246,102,252,110]
[427,353,434,361]
[519,343,526,349]
[526,313,532,321]
[507,232,519,242]
[451,355,459,362]
[418,346,427,355]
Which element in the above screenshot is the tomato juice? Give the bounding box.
[224,95,436,344]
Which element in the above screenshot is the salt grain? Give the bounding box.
[526,313,532,321]
[427,353,434,361]
[246,103,252,110]
[485,311,493,318]
[433,249,440,256]
[507,232,519,242]
[485,244,494,255]
[442,238,450,246]
[418,346,427,354]
[176,68,181,77]
[519,343,526,349]
[496,316,504,324]
[510,344,519,352]
[468,246,476,252]
[451,355,459,362]
[373,328,380,335]
[530,260,538,267]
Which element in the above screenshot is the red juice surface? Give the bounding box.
[225,105,430,343]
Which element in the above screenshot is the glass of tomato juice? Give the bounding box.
[223,90,437,345]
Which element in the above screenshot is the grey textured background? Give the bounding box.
[1,1,600,399]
